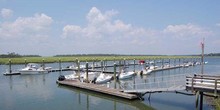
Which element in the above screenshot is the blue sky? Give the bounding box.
[0,0,220,56]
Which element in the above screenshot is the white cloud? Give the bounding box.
[163,23,213,39]
[61,7,215,55]
[0,13,53,40]
[1,8,13,18]
[62,7,156,46]
[62,7,213,44]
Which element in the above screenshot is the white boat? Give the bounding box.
[149,66,158,70]
[204,61,208,64]
[19,63,51,74]
[68,64,86,70]
[64,71,81,80]
[118,70,135,80]
[140,69,153,75]
[80,72,99,82]
[95,73,112,84]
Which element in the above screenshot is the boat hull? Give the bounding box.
[96,76,112,84]
[119,72,135,80]
[19,70,48,74]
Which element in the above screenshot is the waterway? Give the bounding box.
[0,57,219,110]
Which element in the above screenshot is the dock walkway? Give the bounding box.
[186,74,220,96]
[57,80,138,100]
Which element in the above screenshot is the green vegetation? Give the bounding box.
[215,98,220,110]
[0,52,41,58]
[0,55,199,65]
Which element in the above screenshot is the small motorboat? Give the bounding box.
[118,69,135,80]
[140,69,153,75]
[64,71,81,80]
[95,73,112,84]
[19,63,51,74]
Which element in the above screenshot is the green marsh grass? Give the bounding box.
[0,56,198,65]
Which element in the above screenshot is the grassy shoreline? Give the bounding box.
[0,56,198,65]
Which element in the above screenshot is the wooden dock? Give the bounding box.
[56,80,138,100]
[186,74,220,96]
[152,65,182,72]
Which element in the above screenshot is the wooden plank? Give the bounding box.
[57,80,137,100]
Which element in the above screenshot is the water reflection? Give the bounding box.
[57,85,154,110]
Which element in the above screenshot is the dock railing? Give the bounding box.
[186,74,220,96]
[121,74,186,93]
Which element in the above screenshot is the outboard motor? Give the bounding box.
[140,71,143,76]
[58,75,65,81]
[92,77,97,84]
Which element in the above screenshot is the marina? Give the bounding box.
[0,57,219,110]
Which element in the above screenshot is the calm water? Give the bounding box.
[0,57,219,110]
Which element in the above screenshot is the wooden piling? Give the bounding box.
[104,59,106,71]
[86,62,89,83]
[42,59,45,69]
[77,60,80,80]
[168,59,170,67]
[24,59,27,67]
[59,58,61,70]
[101,60,103,72]
[133,59,135,72]
[9,59,12,74]
[214,79,217,96]
[174,58,176,66]
[200,91,203,110]
[114,63,116,89]
[92,58,95,69]
[123,58,126,67]
[196,91,199,109]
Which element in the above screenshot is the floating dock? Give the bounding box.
[57,80,138,100]
[152,65,182,72]
[3,72,20,76]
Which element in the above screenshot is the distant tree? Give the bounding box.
[0,52,41,58]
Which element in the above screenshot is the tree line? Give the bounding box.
[0,52,41,58]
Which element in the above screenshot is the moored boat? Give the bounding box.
[95,73,112,84]
[118,69,135,80]
[19,63,51,74]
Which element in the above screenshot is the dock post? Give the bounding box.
[77,60,80,80]
[153,59,156,68]
[101,60,103,72]
[214,79,217,97]
[42,59,45,69]
[119,60,122,72]
[179,58,181,66]
[195,91,199,110]
[200,91,203,110]
[92,58,95,69]
[133,59,135,72]
[104,59,106,71]
[162,59,164,68]
[9,59,12,74]
[114,63,116,89]
[105,58,107,70]
[86,62,89,83]
[59,58,61,71]
[174,58,176,66]
[123,58,126,67]
[24,59,27,67]
[168,58,170,67]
